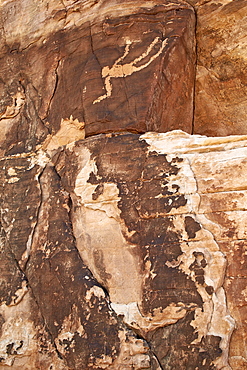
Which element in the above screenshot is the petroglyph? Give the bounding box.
[93,37,168,104]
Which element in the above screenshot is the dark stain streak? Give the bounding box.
[44,59,61,122]
[92,183,104,200]
[6,343,14,355]
[82,133,212,365]
[184,216,201,239]
[25,165,121,368]
[93,249,112,282]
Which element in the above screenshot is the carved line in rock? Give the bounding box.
[93,36,168,104]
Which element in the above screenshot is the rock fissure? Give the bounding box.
[22,168,45,271]
[44,60,61,123]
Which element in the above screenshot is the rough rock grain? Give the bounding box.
[0,0,195,158]
[192,0,247,136]
[0,152,158,369]
[1,130,247,368]
[1,0,247,369]
[56,130,247,369]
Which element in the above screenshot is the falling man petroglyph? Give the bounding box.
[93,37,168,104]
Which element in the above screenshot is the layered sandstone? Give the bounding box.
[1,0,247,369]
[0,0,247,144]
[1,130,247,368]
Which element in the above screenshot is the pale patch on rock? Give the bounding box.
[108,329,154,370]
[140,130,239,365]
[85,286,106,302]
[28,149,50,169]
[7,168,17,177]
[140,130,247,155]
[111,301,196,335]
[7,176,19,183]
[0,292,38,367]
[92,354,114,369]
[0,285,68,368]
[55,304,86,356]
[43,116,85,153]
[6,167,21,184]
[73,148,143,305]
[241,286,247,301]
[199,210,247,241]
[0,117,18,157]
[8,279,28,306]
[93,37,168,104]
[209,288,235,369]
[20,221,37,269]
[55,130,247,366]
[0,91,25,120]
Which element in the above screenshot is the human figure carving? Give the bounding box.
[93,36,168,104]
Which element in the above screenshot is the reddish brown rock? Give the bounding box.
[1,0,247,369]
[50,0,196,137]
[0,0,195,157]
[191,0,247,136]
[219,240,247,369]
[0,153,159,369]
[56,132,246,369]
[1,130,247,368]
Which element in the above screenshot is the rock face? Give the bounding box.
[191,0,247,136]
[1,0,247,369]
[1,131,247,369]
[0,151,159,369]
[0,0,195,157]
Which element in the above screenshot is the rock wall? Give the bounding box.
[191,0,247,136]
[1,130,247,369]
[0,0,247,369]
[0,0,195,157]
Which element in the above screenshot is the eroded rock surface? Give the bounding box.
[191,0,247,136]
[1,0,247,369]
[0,151,160,369]
[1,0,247,142]
[0,0,195,157]
[1,130,247,369]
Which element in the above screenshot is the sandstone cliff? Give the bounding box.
[0,1,247,369]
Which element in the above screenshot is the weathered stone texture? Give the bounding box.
[56,131,247,369]
[0,132,247,370]
[0,0,195,158]
[191,0,247,136]
[1,0,247,369]
[1,130,247,368]
[1,0,247,144]
[0,152,159,369]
